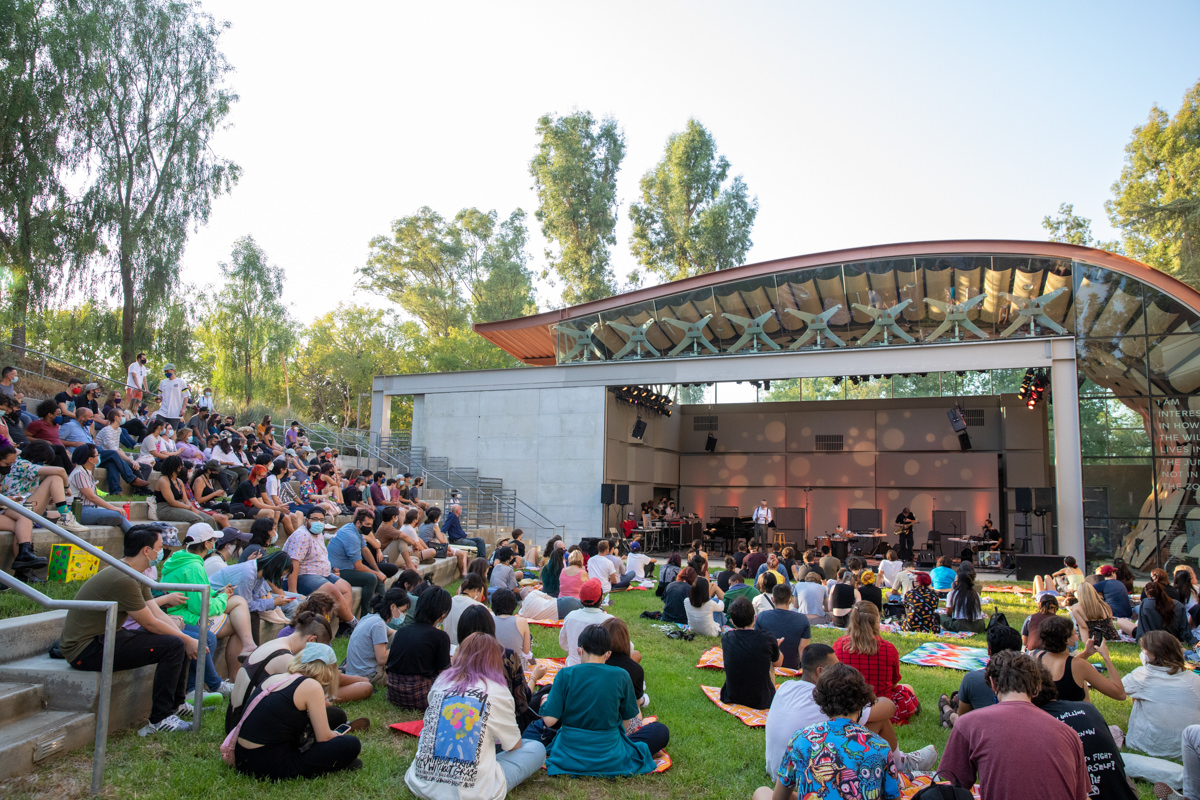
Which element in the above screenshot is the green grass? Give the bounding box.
[0,583,1164,799]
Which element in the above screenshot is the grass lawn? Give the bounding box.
[0,581,1164,799]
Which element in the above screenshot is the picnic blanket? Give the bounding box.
[983,584,1032,595]
[701,684,768,727]
[523,657,565,687]
[389,720,424,737]
[650,750,672,773]
[696,646,801,677]
[527,618,564,628]
[900,774,981,799]
[900,642,990,672]
[878,622,977,640]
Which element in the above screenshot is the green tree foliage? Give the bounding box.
[198,236,296,407]
[294,304,408,428]
[1105,81,1200,284]
[74,0,239,367]
[0,0,87,348]
[529,111,624,305]
[629,119,758,282]
[1042,203,1122,252]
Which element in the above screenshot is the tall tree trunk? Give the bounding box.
[243,351,251,407]
[119,244,136,369]
[9,267,28,351]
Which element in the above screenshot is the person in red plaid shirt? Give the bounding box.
[832,601,919,724]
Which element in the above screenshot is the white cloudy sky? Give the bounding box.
[179,0,1200,324]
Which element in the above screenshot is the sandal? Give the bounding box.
[938,694,953,728]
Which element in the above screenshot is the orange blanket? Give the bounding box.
[697,646,801,677]
[701,684,768,727]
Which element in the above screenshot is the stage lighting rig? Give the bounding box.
[1025,369,1050,410]
[609,385,673,416]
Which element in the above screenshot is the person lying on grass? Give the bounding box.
[525,623,670,777]
[754,662,901,800]
[765,643,938,780]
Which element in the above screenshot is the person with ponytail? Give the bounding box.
[941,564,987,633]
[833,601,919,724]
[344,587,410,684]
[1137,580,1194,646]
[405,632,546,798]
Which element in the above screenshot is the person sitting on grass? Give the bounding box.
[754,662,902,800]
[227,605,334,733]
[491,588,533,665]
[406,632,546,797]
[539,542,565,598]
[602,616,648,708]
[754,571,780,617]
[232,642,363,781]
[826,569,858,628]
[560,578,612,667]
[938,650,1089,800]
[755,551,790,589]
[1021,593,1060,652]
[930,555,956,594]
[1030,615,1126,703]
[491,546,535,599]
[723,569,760,609]
[1071,580,1135,641]
[940,623,1022,728]
[686,575,726,637]
[1037,555,1086,596]
[942,564,988,633]
[527,623,669,776]
[755,583,811,670]
[833,601,919,724]
[445,573,491,649]
[661,565,697,625]
[1137,580,1195,646]
[900,570,940,633]
[456,605,546,733]
[764,644,941,780]
[720,596,782,710]
[386,586,452,710]
[344,587,410,685]
[160,522,256,693]
[587,538,631,593]
[626,540,656,580]
[1121,630,1200,760]
[1030,664,1139,800]
[792,572,829,624]
[60,525,199,735]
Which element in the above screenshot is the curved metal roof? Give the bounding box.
[474,239,1200,367]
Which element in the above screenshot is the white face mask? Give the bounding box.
[268,533,278,546]
[1140,651,1150,666]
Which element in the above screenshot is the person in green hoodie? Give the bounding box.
[162,522,257,695]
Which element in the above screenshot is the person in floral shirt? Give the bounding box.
[755,662,900,800]
[901,571,942,634]
[1,440,87,534]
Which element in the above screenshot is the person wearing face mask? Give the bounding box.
[0,445,50,579]
[196,386,216,413]
[0,393,29,447]
[344,587,410,684]
[67,445,134,531]
[60,526,200,735]
[54,377,84,421]
[161,522,258,686]
[206,528,252,575]
[155,363,190,430]
[126,352,149,403]
[282,509,359,637]
[327,508,388,618]
[209,550,300,632]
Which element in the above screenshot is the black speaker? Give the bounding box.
[616,484,629,505]
[705,434,717,452]
[1034,488,1055,514]
[600,484,615,505]
[1014,553,1068,582]
[632,419,647,440]
[1014,488,1033,513]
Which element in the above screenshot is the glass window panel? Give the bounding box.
[890,373,943,398]
[1147,334,1200,395]
[802,377,847,401]
[653,286,719,358]
[1074,263,1143,340]
[555,312,602,363]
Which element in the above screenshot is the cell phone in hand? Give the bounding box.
[334,723,352,735]
[1091,632,1103,648]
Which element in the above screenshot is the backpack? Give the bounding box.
[220,674,303,765]
[912,775,974,800]
[986,605,1008,630]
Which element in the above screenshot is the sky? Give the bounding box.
[181,0,1200,325]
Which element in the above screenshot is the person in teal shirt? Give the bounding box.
[930,556,957,593]
[527,623,670,776]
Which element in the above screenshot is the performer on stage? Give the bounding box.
[752,499,773,545]
[980,518,1001,551]
[894,507,916,561]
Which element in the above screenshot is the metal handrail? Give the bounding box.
[0,342,128,390]
[0,495,211,795]
[0,574,116,795]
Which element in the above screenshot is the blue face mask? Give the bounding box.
[387,616,403,630]
[309,521,325,535]
[154,547,165,564]
[165,371,173,378]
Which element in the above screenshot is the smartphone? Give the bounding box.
[334,723,352,735]
[1091,632,1103,648]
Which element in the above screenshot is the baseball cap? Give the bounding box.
[163,363,176,371]
[285,448,296,456]
[629,541,641,552]
[299,642,338,665]
[83,382,99,392]
[579,578,603,604]
[216,528,252,549]
[204,459,221,473]
[184,522,218,544]
[323,447,332,453]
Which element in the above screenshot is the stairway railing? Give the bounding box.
[0,342,128,390]
[0,495,212,796]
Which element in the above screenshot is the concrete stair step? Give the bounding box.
[0,709,95,781]
[0,657,153,732]
[0,611,66,662]
[0,682,45,720]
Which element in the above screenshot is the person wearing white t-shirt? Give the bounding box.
[878,550,905,588]
[155,363,190,428]
[764,643,935,779]
[626,540,657,579]
[126,352,148,401]
[586,540,632,592]
[752,499,773,543]
[558,579,612,667]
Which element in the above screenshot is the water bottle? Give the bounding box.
[123,503,131,520]
[71,497,82,519]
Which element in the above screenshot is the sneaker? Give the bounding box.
[217,680,236,700]
[902,744,938,773]
[57,512,89,534]
[177,693,223,717]
[1153,783,1184,800]
[138,714,192,735]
